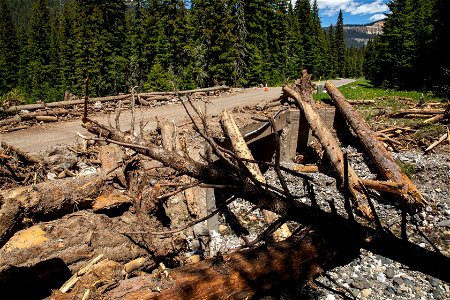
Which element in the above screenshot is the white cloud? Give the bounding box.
[316,0,389,17]
[369,13,387,22]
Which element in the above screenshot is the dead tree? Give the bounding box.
[325,81,426,208]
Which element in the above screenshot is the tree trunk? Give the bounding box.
[0,170,120,247]
[282,85,370,217]
[52,232,335,300]
[220,110,291,240]
[325,81,426,207]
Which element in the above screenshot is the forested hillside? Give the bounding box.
[364,0,450,96]
[0,0,365,102]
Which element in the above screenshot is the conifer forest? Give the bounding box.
[0,0,449,102]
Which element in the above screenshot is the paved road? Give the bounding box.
[1,79,355,154]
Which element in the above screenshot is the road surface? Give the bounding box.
[1,79,355,154]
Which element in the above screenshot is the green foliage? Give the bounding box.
[1,0,371,102]
[0,88,27,108]
[0,0,18,94]
[144,60,174,92]
[364,0,449,93]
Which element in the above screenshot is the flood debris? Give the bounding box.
[0,78,449,299]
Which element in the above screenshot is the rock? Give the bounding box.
[351,278,370,290]
[193,223,209,236]
[430,277,440,288]
[325,295,336,300]
[360,288,372,298]
[385,268,395,279]
[377,273,386,283]
[385,285,395,294]
[433,289,444,300]
[404,278,415,286]
[437,219,450,227]
[393,276,404,286]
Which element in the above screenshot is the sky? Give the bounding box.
[313,0,391,26]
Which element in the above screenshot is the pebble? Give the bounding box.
[377,273,386,283]
[437,219,450,227]
[393,276,404,286]
[325,295,336,300]
[385,268,395,279]
[360,288,372,298]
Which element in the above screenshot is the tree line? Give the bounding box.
[364,0,450,96]
[0,0,365,102]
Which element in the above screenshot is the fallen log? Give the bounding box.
[51,232,336,300]
[82,118,450,284]
[36,115,58,122]
[424,131,449,153]
[140,85,230,96]
[389,108,445,118]
[0,211,158,299]
[325,81,426,208]
[359,179,402,194]
[0,170,120,248]
[19,108,70,120]
[424,114,444,124]
[282,83,371,218]
[220,110,291,240]
[5,95,132,112]
[0,115,21,126]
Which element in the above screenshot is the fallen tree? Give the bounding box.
[325,81,426,208]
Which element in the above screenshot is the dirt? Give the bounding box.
[1,87,283,154]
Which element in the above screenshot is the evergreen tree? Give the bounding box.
[285,1,303,80]
[28,0,52,100]
[294,0,315,75]
[0,0,18,95]
[334,9,346,77]
[72,0,127,96]
[431,0,450,97]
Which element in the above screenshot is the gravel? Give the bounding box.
[197,148,450,299]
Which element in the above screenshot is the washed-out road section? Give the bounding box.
[1,79,354,154]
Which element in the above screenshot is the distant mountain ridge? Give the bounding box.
[343,20,384,48]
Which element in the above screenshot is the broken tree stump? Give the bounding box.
[325,81,426,208]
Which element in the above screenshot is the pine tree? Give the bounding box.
[285,1,303,80]
[0,0,18,95]
[244,0,270,86]
[28,0,52,100]
[72,0,127,96]
[334,9,346,77]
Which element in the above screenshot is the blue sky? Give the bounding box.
[312,0,390,26]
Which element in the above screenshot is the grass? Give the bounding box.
[313,78,448,144]
[314,78,442,104]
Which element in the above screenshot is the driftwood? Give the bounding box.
[424,130,449,153]
[220,109,291,240]
[81,118,450,286]
[325,81,426,208]
[140,85,230,96]
[97,233,333,300]
[423,114,444,124]
[0,211,171,299]
[0,170,121,248]
[282,81,371,218]
[389,108,445,118]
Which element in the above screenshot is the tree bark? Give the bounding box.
[0,170,120,248]
[325,81,426,207]
[282,85,370,217]
[62,232,335,300]
[220,110,291,240]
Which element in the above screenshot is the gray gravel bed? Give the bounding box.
[201,149,450,299]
